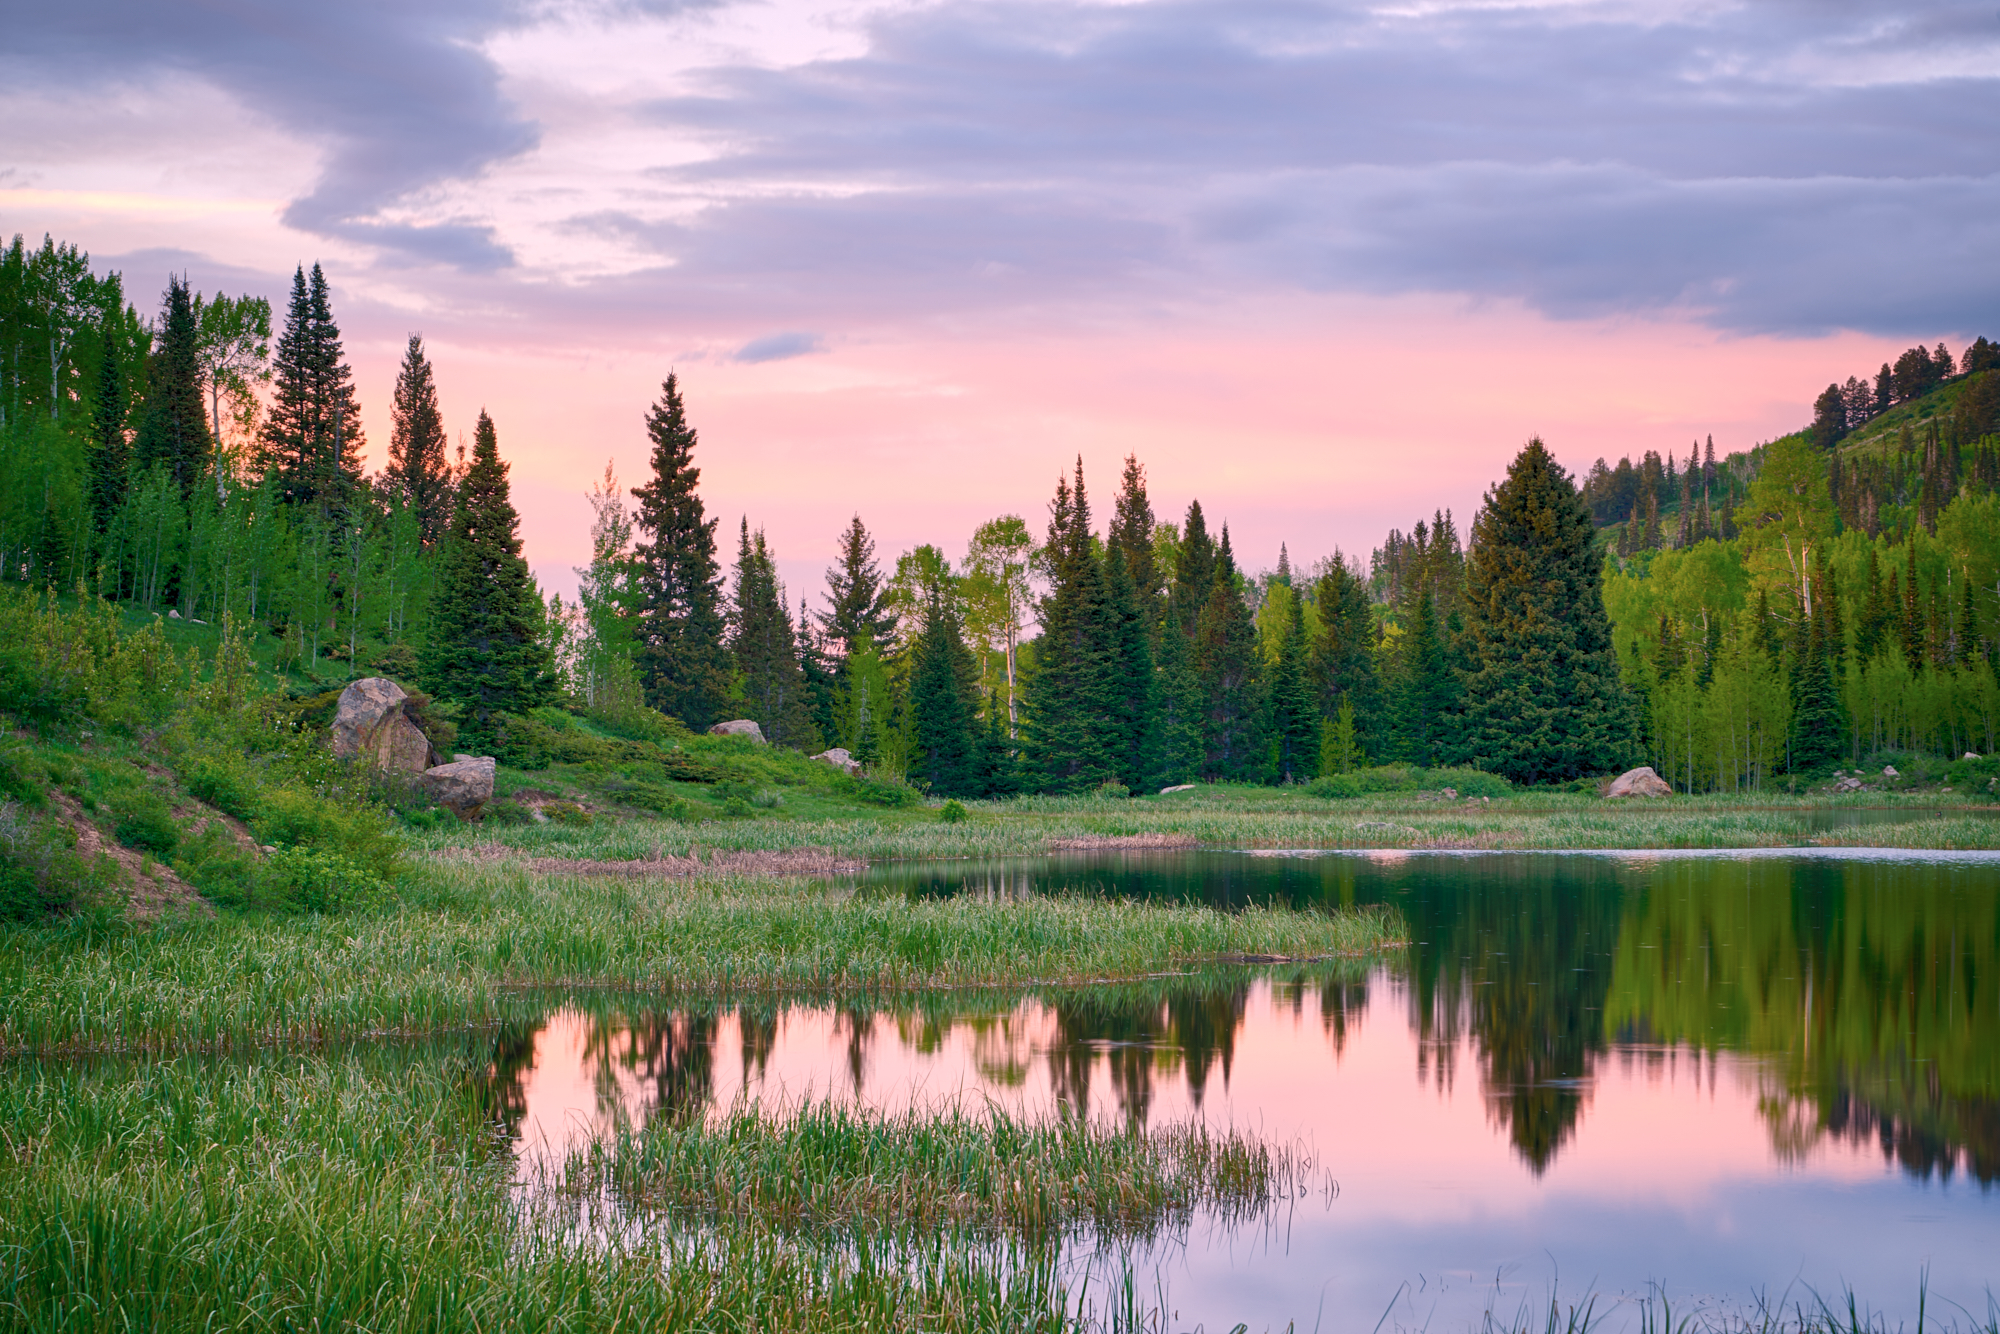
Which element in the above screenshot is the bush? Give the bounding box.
[111,792,179,857]
[259,845,393,915]
[939,799,968,823]
[1306,765,1511,800]
[1944,751,2000,792]
[0,801,107,923]
[183,753,261,821]
[1092,781,1131,800]
[851,775,921,808]
[252,785,401,881]
[616,783,694,820]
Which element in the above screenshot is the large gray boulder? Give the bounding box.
[331,677,437,774]
[419,756,496,820]
[812,747,860,773]
[709,719,766,743]
[1605,766,1673,798]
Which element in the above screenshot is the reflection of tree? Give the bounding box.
[834,1004,876,1098]
[738,1004,779,1089]
[581,1010,718,1127]
[1605,858,2000,1185]
[477,1021,541,1138]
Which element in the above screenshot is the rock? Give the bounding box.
[330,677,438,774]
[812,747,861,774]
[1883,765,1899,778]
[418,756,496,820]
[1605,766,1673,798]
[167,609,181,619]
[709,719,766,743]
[1967,753,1982,762]
[1832,776,1866,793]
[1159,784,1197,794]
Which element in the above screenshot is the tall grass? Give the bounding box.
[0,870,1402,1054]
[570,1098,1305,1240]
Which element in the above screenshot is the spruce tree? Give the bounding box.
[86,315,130,546]
[1459,438,1637,783]
[1155,605,1204,784]
[1194,527,1263,781]
[386,334,453,545]
[419,411,554,723]
[1108,455,1162,607]
[1106,545,1164,790]
[630,373,731,729]
[1788,586,1845,772]
[259,264,364,513]
[729,520,818,751]
[1171,500,1217,632]
[1394,587,1458,766]
[820,514,898,656]
[132,275,209,495]
[909,588,982,795]
[1268,590,1318,783]
[1307,557,1384,760]
[1021,461,1118,791]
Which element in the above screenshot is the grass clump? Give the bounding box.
[579,1099,1305,1241]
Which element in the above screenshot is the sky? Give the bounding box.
[4,0,1996,603]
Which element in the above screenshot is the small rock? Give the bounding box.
[419,756,497,820]
[1832,776,1865,793]
[1966,753,1982,762]
[812,747,861,774]
[1883,765,1899,778]
[709,719,766,743]
[260,845,277,854]
[1605,766,1673,798]
[1159,784,1196,794]
[167,609,181,619]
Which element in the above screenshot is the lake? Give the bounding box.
[487,848,2000,1330]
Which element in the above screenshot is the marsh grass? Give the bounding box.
[571,1099,1306,1241]
[0,869,1403,1054]
[0,1051,1091,1334]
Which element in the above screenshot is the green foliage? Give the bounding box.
[909,587,983,797]
[631,373,732,730]
[420,412,554,723]
[1306,764,1512,800]
[0,802,107,923]
[260,845,393,914]
[111,791,179,857]
[1021,461,1120,792]
[729,520,820,750]
[258,263,364,510]
[851,774,922,808]
[939,799,968,823]
[1194,528,1264,781]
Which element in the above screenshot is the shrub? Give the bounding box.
[252,785,401,881]
[0,801,107,923]
[111,792,179,857]
[852,775,921,808]
[939,799,968,824]
[1093,781,1131,800]
[260,845,393,915]
[1944,751,2000,792]
[1306,764,1511,800]
[616,783,694,820]
[749,789,783,810]
[183,753,261,821]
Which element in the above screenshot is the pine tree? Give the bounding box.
[386,334,453,545]
[419,411,554,723]
[86,315,130,546]
[1307,556,1384,759]
[1459,438,1637,783]
[132,275,209,495]
[258,264,363,513]
[1155,604,1204,784]
[909,587,982,795]
[1105,545,1164,790]
[729,520,819,750]
[1899,542,1923,669]
[1393,587,1458,766]
[1021,460,1119,791]
[630,373,731,729]
[1788,577,1846,773]
[820,513,898,656]
[975,690,1018,797]
[1267,590,1318,782]
[1195,527,1263,781]
[1108,454,1162,607]
[1170,499,1217,632]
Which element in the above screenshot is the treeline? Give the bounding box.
[1810,337,2000,449]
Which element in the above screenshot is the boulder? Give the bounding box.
[419,756,496,820]
[709,719,766,744]
[812,747,861,774]
[1883,765,1899,779]
[1966,752,1982,762]
[331,677,438,774]
[1159,784,1197,794]
[1605,766,1673,798]
[1832,775,1866,793]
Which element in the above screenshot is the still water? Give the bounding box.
[489,850,2000,1330]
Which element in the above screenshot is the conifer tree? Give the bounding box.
[729,519,818,750]
[1788,580,1846,772]
[1155,605,1204,784]
[259,264,364,513]
[133,275,209,495]
[86,315,130,547]
[1307,556,1383,758]
[1105,545,1164,790]
[1459,438,1636,783]
[1194,527,1263,780]
[820,514,898,656]
[909,587,982,795]
[630,373,731,729]
[1021,461,1119,791]
[1899,542,1923,669]
[1393,587,1458,766]
[1109,455,1162,607]
[1170,500,1217,632]
[419,411,553,723]
[386,334,453,545]
[1267,590,1318,783]
[975,690,1018,796]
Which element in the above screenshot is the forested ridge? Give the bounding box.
[3,232,1996,797]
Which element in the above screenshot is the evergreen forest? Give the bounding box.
[4,231,1997,800]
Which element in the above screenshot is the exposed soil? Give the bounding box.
[431,843,868,879]
[46,793,212,921]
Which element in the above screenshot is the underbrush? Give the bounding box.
[1305,764,1514,800]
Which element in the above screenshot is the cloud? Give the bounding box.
[4,0,538,270]
[732,330,826,362]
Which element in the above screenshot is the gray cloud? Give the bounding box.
[6,0,537,270]
[732,331,825,362]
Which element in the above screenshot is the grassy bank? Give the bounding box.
[0,866,1399,1055]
